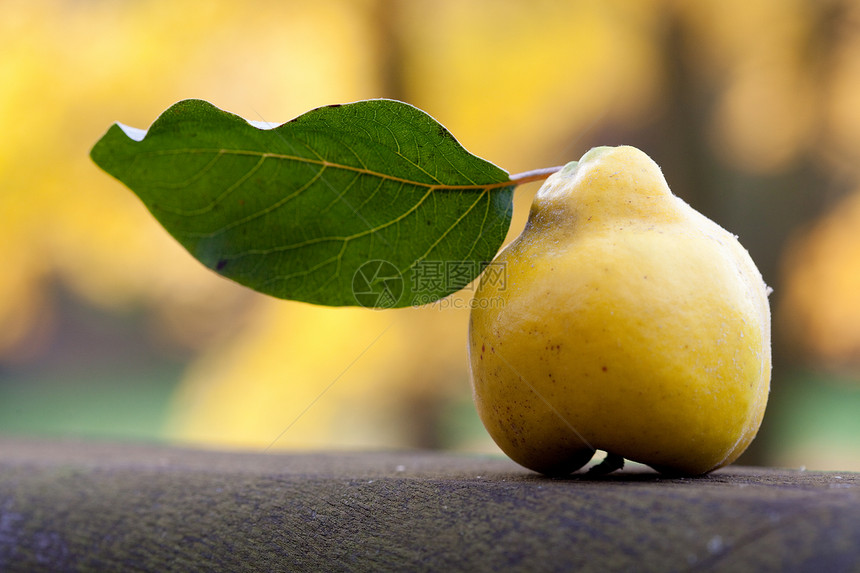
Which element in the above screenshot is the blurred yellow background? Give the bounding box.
[2,0,860,470]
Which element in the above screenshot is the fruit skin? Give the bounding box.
[468,146,771,476]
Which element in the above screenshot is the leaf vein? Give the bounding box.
[215,184,436,262]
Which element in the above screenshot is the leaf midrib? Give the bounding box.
[142,147,511,191]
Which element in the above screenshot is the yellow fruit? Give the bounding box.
[468,146,771,476]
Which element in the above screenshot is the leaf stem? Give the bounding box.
[509,166,564,187]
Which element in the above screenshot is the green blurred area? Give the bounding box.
[2,0,860,470]
[0,288,185,441]
[764,370,860,468]
[0,370,177,441]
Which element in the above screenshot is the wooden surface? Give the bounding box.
[0,438,858,572]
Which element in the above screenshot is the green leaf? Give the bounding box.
[91,99,514,308]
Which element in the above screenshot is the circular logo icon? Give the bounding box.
[352,260,404,308]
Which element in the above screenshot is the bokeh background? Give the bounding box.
[3,0,860,470]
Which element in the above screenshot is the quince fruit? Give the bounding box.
[468,146,771,476]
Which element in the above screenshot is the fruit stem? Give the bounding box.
[508,166,564,187]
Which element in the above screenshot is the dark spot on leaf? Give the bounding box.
[602,366,608,372]
[327,104,343,108]
[216,259,228,271]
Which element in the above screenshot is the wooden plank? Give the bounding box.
[0,438,858,572]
